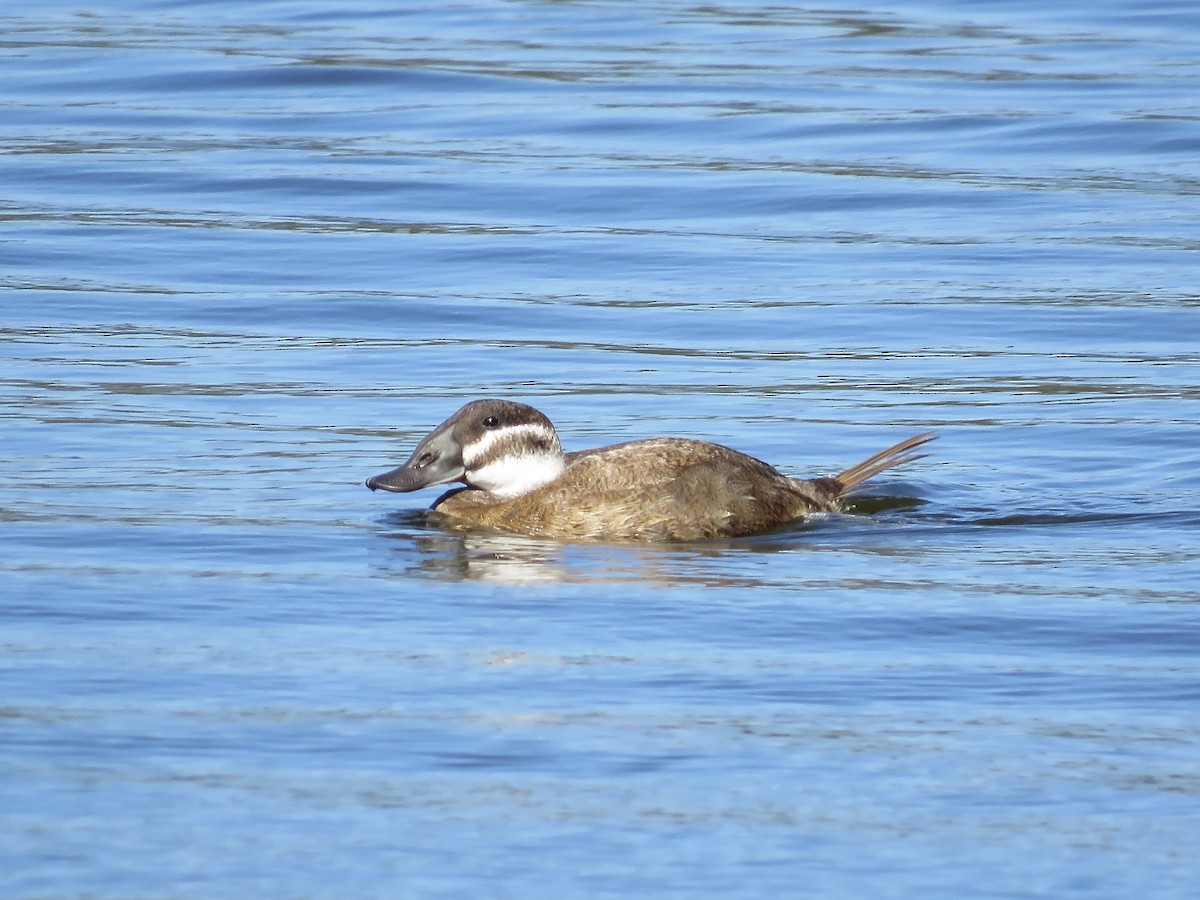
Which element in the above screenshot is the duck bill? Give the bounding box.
[366,426,466,493]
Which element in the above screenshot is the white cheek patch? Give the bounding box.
[462,422,558,467]
[467,454,565,498]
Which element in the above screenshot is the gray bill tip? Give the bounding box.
[365,467,416,493]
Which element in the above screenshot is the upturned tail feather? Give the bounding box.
[833,431,936,497]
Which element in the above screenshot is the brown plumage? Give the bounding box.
[366,399,934,543]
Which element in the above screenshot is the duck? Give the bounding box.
[366,399,934,542]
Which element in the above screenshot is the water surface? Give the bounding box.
[2,0,1199,896]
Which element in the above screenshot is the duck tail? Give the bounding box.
[833,431,936,497]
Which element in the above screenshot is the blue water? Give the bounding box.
[3,0,1200,896]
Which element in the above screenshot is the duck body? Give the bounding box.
[366,400,933,543]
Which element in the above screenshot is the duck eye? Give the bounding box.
[483,415,499,428]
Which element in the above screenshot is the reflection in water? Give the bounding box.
[410,525,573,584]
[373,508,774,584]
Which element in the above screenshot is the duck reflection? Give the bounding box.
[370,481,930,585]
[372,508,826,586]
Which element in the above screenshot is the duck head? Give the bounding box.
[366,399,567,498]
